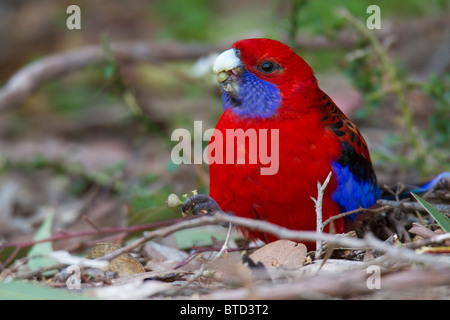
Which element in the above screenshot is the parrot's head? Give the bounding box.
[213,38,316,119]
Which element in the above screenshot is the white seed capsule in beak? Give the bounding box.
[216,70,230,83]
[213,48,243,99]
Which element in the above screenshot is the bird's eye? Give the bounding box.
[259,61,278,73]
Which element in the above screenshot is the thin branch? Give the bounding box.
[310,171,332,258]
[13,263,66,280]
[0,41,225,111]
[211,223,233,263]
[0,215,198,251]
[173,246,254,270]
[377,199,450,214]
[95,212,450,268]
[3,15,447,113]
[165,222,234,296]
[82,215,102,232]
[1,14,447,112]
[404,231,450,249]
[7,212,450,282]
[323,205,390,227]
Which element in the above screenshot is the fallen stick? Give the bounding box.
[96,212,450,268]
[0,41,224,111]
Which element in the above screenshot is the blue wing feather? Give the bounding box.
[321,92,380,219]
[331,161,380,220]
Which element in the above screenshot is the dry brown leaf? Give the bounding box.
[249,240,307,269]
[248,240,307,279]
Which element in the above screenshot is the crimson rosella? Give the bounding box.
[182,38,380,247]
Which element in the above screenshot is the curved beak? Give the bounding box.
[213,48,243,99]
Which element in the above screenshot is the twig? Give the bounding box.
[404,232,450,249]
[173,245,254,270]
[1,15,447,112]
[323,205,389,227]
[211,223,233,263]
[95,212,450,268]
[408,222,437,239]
[0,36,368,111]
[1,247,21,270]
[311,171,332,258]
[0,215,199,250]
[82,215,102,232]
[166,222,233,296]
[0,41,224,111]
[377,199,450,214]
[0,215,199,269]
[14,262,66,280]
[8,212,450,283]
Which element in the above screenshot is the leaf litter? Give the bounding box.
[1,179,449,300]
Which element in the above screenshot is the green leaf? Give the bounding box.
[103,63,116,79]
[174,226,235,250]
[27,208,57,274]
[0,281,90,300]
[127,191,178,226]
[411,192,450,232]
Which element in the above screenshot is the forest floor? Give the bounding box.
[0,0,449,300]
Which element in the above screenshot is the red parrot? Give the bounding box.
[182,38,379,247]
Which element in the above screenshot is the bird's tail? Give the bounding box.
[379,172,450,200]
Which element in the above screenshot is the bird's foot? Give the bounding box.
[181,194,224,216]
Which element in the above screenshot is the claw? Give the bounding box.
[181,194,223,216]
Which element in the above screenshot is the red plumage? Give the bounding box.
[207,39,377,245]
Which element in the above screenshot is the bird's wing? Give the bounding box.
[320,92,379,217]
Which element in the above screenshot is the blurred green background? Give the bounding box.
[0,0,448,253]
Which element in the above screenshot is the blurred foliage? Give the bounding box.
[334,7,449,178]
[285,0,448,37]
[344,39,382,120]
[154,0,215,41]
[423,74,450,148]
[45,79,110,116]
[127,190,178,227]
[344,44,450,176]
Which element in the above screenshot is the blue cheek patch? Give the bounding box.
[331,161,380,220]
[222,71,281,119]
